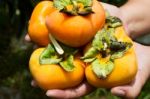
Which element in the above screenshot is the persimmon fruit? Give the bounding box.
[46,0,105,47]
[29,48,85,90]
[85,26,137,88]
[28,1,54,46]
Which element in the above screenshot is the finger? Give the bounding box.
[46,82,94,99]
[100,2,121,17]
[25,34,31,42]
[33,45,39,49]
[31,80,38,87]
[25,34,40,49]
[100,2,131,36]
[111,70,145,99]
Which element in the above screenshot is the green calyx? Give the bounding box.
[92,59,114,79]
[39,44,62,65]
[106,16,122,28]
[82,16,133,78]
[60,55,75,72]
[54,0,93,15]
[39,43,78,72]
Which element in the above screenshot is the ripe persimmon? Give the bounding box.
[28,1,54,46]
[81,16,138,88]
[29,45,85,90]
[85,26,137,88]
[46,0,105,47]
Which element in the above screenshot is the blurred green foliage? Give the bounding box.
[101,0,127,7]
[0,0,150,99]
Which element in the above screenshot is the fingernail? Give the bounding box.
[46,91,55,97]
[31,80,37,87]
[114,90,125,97]
[25,34,31,42]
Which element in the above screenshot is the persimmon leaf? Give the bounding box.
[92,29,107,51]
[60,43,78,56]
[106,16,122,28]
[39,44,62,65]
[60,55,75,72]
[76,0,92,7]
[92,28,114,51]
[81,47,98,62]
[83,57,96,63]
[110,42,133,60]
[92,59,114,78]
[40,58,62,65]
[110,51,124,60]
[54,0,71,10]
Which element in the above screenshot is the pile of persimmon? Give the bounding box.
[28,0,137,91]
[28,0,105,47]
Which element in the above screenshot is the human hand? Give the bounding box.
[26,32,150,99]
[110,43,150,99]
[31,80,94,99]
[26,2,150,98]
[101,2,150,98]
[102,1,150,39]
[101,2,130,37]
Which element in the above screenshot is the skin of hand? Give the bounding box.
[120,0,150,39]
[25,0,150,98]
[101,2,150,98]
[111,42,150,98]
[103,0,150,39]
[30,80,94,99]
[26,37,150,99]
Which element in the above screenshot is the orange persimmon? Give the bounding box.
[29,47,85,90]
[85,26,137,88]
[28,1,54,46]
[46,0,105,47]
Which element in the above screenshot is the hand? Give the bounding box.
[101,2,130,36]
[26,34,150,99]
[111,43,150,98]
[31,80,94,99]
[101,3,150,98]
[25,34,95,99]
[26,3,150,98]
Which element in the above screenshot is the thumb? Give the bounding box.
[46,82,94,99]
[111,70,146,99]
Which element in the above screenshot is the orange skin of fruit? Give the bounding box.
[29,48,85,90]
[28,1,54,46]
[46,0,105,47]
[85,26,138,88]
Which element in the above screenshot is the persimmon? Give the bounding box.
[28,1,54,46]
[29,44,85,90]
[46,0,105,47]
[83,16,137,88]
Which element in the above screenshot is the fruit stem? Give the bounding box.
[49,33,64,55]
